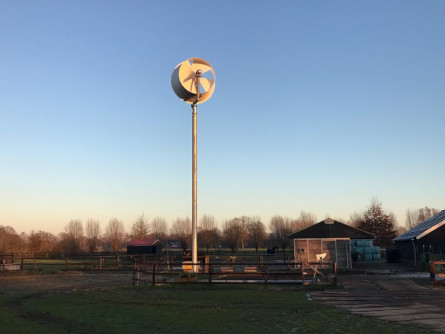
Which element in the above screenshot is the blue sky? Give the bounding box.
[1,1,444,234]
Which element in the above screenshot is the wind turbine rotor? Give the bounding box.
[171,58,215,104]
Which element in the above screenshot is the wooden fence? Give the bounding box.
[12,255,133,272]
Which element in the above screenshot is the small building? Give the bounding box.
[393,210,445,266]
[288,218,375,269]
[127,238,163,256]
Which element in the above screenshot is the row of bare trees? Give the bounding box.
[1,204,440,254]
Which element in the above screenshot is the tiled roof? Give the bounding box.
[288,218,374,240]
[393,210,445,242]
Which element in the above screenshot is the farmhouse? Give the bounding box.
[288,218,375,269]
[127,238,163,256]
[393,210,445,266]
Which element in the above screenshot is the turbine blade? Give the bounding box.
[191,60,212,74]
[183,78,198,94]
[200,78,214,92]
[178,60,196,82]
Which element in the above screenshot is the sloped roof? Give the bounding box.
[288,218,375,240]
[127,238,162,246]
[393,210,445,242]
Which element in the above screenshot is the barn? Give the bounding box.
[127,238,163,256]
[288,218,375,269]
[393,210,445,266]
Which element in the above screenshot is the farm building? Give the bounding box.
[127,238,163,256]
[288,218,375,269]
[393,210,445,266]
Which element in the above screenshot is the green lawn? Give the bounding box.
[0,284,435,334]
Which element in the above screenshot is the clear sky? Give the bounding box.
[1,1,444,235]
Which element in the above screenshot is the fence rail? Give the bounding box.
[2,256,135,272]
[132,260,337,286]
[1,254,337,286]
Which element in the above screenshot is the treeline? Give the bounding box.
[0,201,440,254]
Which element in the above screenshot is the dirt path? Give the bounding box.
[310,273,445,333]
[0,271,133,293]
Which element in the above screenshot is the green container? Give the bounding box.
[373,246,380,254]
[355,240,364,247]
[364,246,373,254]
[372,253,381,261]
[364,253,373,261]
[354,247,364,255]
[363,240,372,247]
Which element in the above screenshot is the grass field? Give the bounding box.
[0,274,436,334]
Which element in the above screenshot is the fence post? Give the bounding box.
[430,262,436,285]
[264,264,268,286]
[20,258,24,270]
[301,262,305,285]
[152,264,156,286]
[65,258,68,271]
[33,257,37,272]
[333,262,337,285]
[208,263,212,284]
[132,260,136,286]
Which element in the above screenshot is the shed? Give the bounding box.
[393,210,445,265]
[127,238,163,256]
[288,218,375,269]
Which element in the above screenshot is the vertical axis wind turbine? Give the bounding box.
[171,58,215,273]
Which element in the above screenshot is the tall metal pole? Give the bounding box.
[191,103,198,273]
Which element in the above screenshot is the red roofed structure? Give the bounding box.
[127,238,162,256]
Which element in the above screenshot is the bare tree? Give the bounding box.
[199,215,219,252]
[85,219,101,252]
[170,217,191,251]
[395,225,407,236]
[348,211,364,228]
[405,209,419,229]
[200,214,216,230]
[131,214,150,239]
[269,215,293,255]
[238,216,250,249]
[248,219,267,253]
[406,207,440,229]
[0,226,27,253]
[220,216,250,252]
[151,217,168,241]
[60,219,84,253]
[28,230,59,254]
[291,211,316,231]
[105,218,125,252]
[222,219,240,253]
[28,230,43,255]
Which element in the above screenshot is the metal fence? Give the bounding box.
[132,258,338,286]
